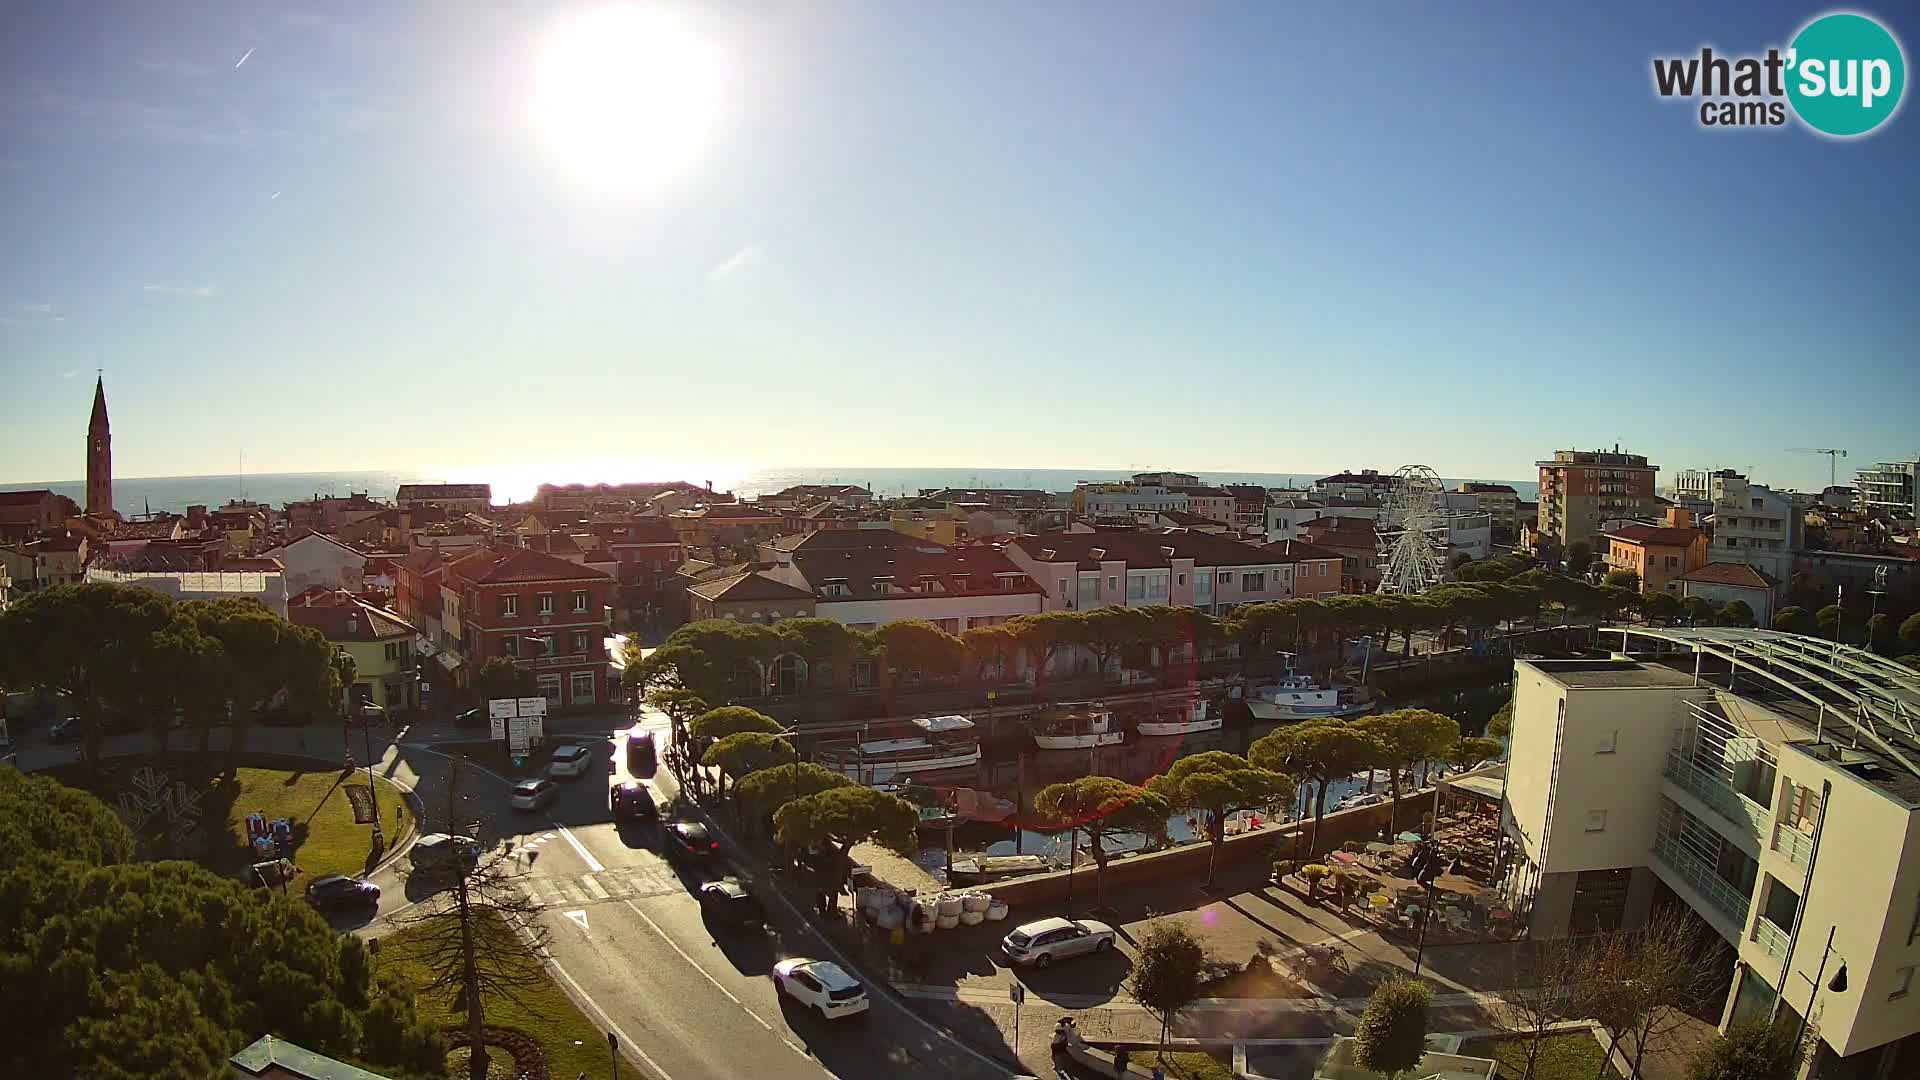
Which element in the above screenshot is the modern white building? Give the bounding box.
[1502,630,1920,1078]
[259,530,367,595]
[1855,458,1918,525]
[86,567,289,615]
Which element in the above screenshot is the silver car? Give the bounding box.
[1001,917,1117,968]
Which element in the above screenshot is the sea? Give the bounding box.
[8,467,1539,515]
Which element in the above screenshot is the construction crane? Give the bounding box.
[1788,448,1849,487]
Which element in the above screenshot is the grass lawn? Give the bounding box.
[214,767,411,881]
[381,914,611,1080]
[1154,1050,1236,1080]
[1464,1031,1612,1080]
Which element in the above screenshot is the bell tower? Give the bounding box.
[87,374,113,518]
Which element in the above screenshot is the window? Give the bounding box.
[1177,573,1186,586]
[1318,561,1328,577]
[1107,575,1118,591]
[570,671,595,704]
[1584,811,1607,832]
[1219,571,1233,584]
[537,673,562,703]
[1596,729,1618,754]
[1127,575,1145,600]
[571,631,589,654]
[536,592,554,615]
[572,590,589,613]
[500,594,518,617]
[1891,966,1915,1001]
[503,635,519,657]
[1243,572,1266,593]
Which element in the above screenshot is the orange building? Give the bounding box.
[1605,518,1709,595]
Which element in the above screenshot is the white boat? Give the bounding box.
[1246,673,1373,721]
[1031,703,1127,750]
[1136,699,1223,737]
[813,715,982,784]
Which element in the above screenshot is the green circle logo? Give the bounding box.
[1787,12,1906,136]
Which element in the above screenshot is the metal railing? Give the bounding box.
[1653,834,1751,926]
[1663,752,1769,838]
[1770,822,1814,868]
[1752,916,1789,961]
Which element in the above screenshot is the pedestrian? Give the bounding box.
[1113,1047,1129,1076]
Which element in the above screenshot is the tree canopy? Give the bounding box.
[1250,721,1384,850]
[1035,776,1171,905]
[733,761,856,822]
[689,705,784,743]
[1686,1020,1803,1080]
[472,655,538,703]
[1126,920,1209,1055]
[701,732,797,797]
[1147,751,1293,886]
[0,765,136,868]
[772,785,917,858]
[1773,606,1816,635]
[1351,975,1431,1079]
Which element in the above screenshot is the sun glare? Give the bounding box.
[529,5,726,191]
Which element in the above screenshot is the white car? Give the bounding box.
[772,958,869,1019]
[546,744,592,778]
[1001,917,1117,968]
[509,778,557,812]
[1336,793,1386,810]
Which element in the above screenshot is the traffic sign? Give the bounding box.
[1008,982,1025,1004]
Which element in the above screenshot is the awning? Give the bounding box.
[1440,764,1507,805]
[436,652,462,671]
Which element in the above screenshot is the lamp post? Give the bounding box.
[362,710,383,847]
[1791,926,1848,1053]
[607,1031,620,1080]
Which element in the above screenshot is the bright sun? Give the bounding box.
[529,5,726,190]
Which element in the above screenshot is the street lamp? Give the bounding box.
[607,1031,620,1080]
[1791,926,1848,1053]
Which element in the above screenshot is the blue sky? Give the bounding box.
[2,1,1915,491]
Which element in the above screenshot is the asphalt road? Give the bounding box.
[334,710,1023,1080]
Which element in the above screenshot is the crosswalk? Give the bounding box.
[518,863,681,909]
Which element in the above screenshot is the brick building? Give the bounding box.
[442,544,613,710]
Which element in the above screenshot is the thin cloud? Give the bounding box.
[144,284,216,297]
[138,53,214,78]
[61,369,79,379]
[23,303,53,315]
[235,48,255,69]
[709,244,768,285]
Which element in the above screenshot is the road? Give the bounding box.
[326,710,1022,1080]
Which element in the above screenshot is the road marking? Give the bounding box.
[553,822,604,872]
[579,874,610,900]
[564,909,589,930]
[541,949,676,1080]
[622,899,781,1035]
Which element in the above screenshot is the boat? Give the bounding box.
[1031,702,1127,750]
[948,854,1052,884]
[1246,671,1374,721]
[813,715,982,784]
[1136,699,1222,737]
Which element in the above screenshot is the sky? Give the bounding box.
[2,1,1916,491]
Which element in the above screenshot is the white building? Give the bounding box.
[86,567,289,615]
[1709,473,1801,590]
[1075,483,1191,518]
[259,530,367,595]
[1502,630,1920,1078]
[1855,458,1918,525]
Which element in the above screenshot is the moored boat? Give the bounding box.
[1031,702,1126,750]
[813,715,981,784]
[1135,698,1223,737]
[1246,673,1373,721]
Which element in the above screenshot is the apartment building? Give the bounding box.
[287,589,421,712]
[1502,631,1920,1079]
[1311,470,1397,503]
[394,483,492,513]
[1537,447,1660,547]
[1167,486,1236,525]
[1709,473,1802,590]
[757,530,1042,632]
[1071,482,1191,518]
[442,544,613,709]
[1455,483,1522,539]
[1605,516,1709,595]
[1855,458,1918,525]
[1006,528,1299,615]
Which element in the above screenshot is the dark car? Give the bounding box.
[47,716,80,743]
[305,874,381,911]
[698,878,765,929]
[611,781,656,822]
[454,707,487,729]
[666,821,718,861]
[625,731,658,776]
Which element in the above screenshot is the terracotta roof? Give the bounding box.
[288,589,417,641]
[1167,486,1233,499]
[1316,471,1393,486]
[598,518,679,544]
[0,489,61,507]
[1605,524,1703,547]
[1676,562,1777,589]
[688,571,818,604]
[1260,539,1347,563]
[1012,528,1284,570]
[684,503,783,520]
[791,543,1040,599]
[770,530,922,554]
[272,529,365,557]
[446,544,610,585]
[25,532,85,552]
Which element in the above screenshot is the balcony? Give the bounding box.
[1752,916,1789,961]
[1769,822,1814,868]
[1653,834,1751,928]
[1664,751,1769,840]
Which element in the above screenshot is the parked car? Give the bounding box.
[547,744,592,778]
[453,708,487,729]
[698,878,765,929]
[611,780,656,822]
[305,874,381,911]
[625,731,657,776]
[1001,917,1116,968]
[509,778,558,812]
[47,716,80,743]
[772,958,868,1019]
[1336,793,1386,811]
[409,833,482,876]
[665,821,718,861]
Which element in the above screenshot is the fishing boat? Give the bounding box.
[947,854,1053,884]
[1136,698,1222,737]
[1031,702,1126,750]
[813,715,981,784]
[1246,671,1374,721]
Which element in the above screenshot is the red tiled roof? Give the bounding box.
[1605,524,1703,547]
[287,589,417,641]
[597,518,679,544]
[1012,529,1284,570]
[1676,562,1776,589]
[791,543,1040,599]
[446,544,611,585]
[1260,539,1347,563]
[0,489,60,507]
[688,571,818,604]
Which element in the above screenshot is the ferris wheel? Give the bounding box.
[1376,465,1450,595]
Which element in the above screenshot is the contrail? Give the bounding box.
[235,48,254,68]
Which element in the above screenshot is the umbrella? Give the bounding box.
[1396,831,1424,843]
[1364,842,1395,855]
